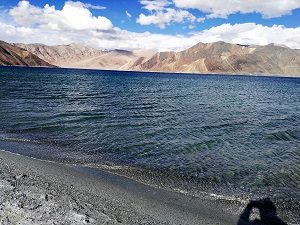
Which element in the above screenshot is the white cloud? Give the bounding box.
[9,1,113,30]
[137,8,198,29]
[137,0,203,28]
[173,0,300,18]
[126,10,132,18]
[196,17,205,23]
[82,3,106,10]
[140,0,171,11]
[191,23,300,49]
[1,1,300,51]
[188,24,195,29]
[1,16,300,52]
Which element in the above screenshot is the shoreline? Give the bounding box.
[0,148,298,224]
[0,149,241,225]
[1,65,299,79]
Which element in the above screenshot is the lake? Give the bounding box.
[0,66,299,219]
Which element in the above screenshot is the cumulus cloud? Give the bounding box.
[137,0,203,28]
[140,0,171,11]
[191,23,300,49]
[1,14,300,51]
[1,1,300,51]
[9,1,113,30]
[173,0,300,18]
[0,19,193,51]
[137,8,198,29]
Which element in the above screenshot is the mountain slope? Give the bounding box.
[13,43,156,70]
[12,41,300,76]
[13,43,104,67]
[0,41,53,67]
[130,42,300,76]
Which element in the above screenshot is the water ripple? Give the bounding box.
[0,67,299,216]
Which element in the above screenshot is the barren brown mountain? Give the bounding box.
[130,41,300,76]
[14,43,156,70]
[0,41,53,67]
[9,41,300,76]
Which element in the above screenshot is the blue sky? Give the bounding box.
[0,0,299,50]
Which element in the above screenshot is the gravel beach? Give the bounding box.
[0,149,243,225]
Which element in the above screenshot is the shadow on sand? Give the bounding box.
[238,198,287,225]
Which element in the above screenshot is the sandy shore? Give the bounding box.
[0,149,247,224]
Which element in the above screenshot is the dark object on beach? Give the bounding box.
[237,198,287,225]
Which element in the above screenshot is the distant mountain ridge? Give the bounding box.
[0,41,53,67]
[3,40,300,76]
[130,42,300,76]
[13,43,156,70]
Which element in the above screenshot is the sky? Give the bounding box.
[0,0,300,51]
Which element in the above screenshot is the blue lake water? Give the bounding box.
[0,67,299,216]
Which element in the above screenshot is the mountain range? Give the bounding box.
[1,40,299,76]
[0,40,52,67]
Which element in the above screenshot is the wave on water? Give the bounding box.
[266,129,300,141]
[64,161,251,206]
[0,136,43,144]
[200,119,249,130]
